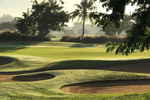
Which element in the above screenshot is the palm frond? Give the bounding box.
[70,9,81,20]
[70,0,97,22]
[74,4,83,10]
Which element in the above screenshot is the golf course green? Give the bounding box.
[0,41,150,100]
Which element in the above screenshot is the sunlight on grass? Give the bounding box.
[0,46,150,61]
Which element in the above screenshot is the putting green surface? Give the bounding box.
[0,46,149,61]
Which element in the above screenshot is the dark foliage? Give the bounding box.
[90,0,150,55]
[60,35,126,43]
[15,0,69,37]
[0,30,51,41]
[0,22,16,31]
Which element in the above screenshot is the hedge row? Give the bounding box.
[60,35,126,43]
[0,30,51,41]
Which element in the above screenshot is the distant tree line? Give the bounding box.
[0,14,16,31]
[0,14,14,22]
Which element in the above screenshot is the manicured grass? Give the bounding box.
[0,41,150,100]
[0,46,149,60]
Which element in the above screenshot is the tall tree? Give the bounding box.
[15,0,69,37]
[90,0,150,55]
[117,14,136,36]
[70,0,97,36]
[103,25,117,36]
[15,10,34,35]
[102,14,135,36]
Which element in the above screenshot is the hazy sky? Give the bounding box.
[0,0,136,26]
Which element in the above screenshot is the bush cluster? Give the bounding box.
[0,30,51,41]
[60,35,126,43]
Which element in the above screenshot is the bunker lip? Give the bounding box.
[61,79,150,94]
[0,58,10,65]
[12,73,55,82]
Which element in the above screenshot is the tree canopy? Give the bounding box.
[102,14,135,36]
[15,0,69,37]
[90,0,150,55]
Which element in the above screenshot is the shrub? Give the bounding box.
[0,30,51,41]
[60,35,126,43]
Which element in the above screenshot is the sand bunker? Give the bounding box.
[61,62,150,94]
[61,79,150,94]
[0,58,55,82]
[0,73,54,82]
[0,74,17,82]
[12,73,55,82]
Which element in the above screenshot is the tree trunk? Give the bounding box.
[118,29,119,37]
[118,28,122,37]
[82,18,85,36]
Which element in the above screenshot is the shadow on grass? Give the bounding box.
[70,43,101,48]
[0,41,42,45]
[39,59,150,74]
[0,41,43,52]
[1,58,150,75]
[0,47,27,53]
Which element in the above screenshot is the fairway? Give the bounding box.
[1,41,150,100]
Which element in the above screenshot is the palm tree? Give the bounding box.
[70,0,97,36]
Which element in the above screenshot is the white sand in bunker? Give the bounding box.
[61,62,150,94]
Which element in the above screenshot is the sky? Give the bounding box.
[0,0,136,26]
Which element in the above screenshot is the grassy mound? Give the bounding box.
[34,58,150,71]
[0,56,27,71]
